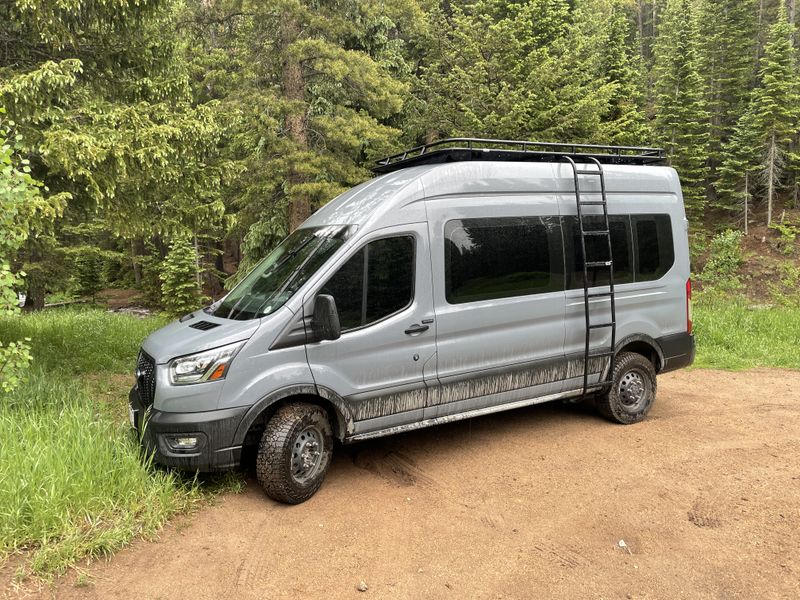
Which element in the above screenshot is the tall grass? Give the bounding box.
[0,307,169,374]
[0,308,222,577]
[693,296,800,370]
[0,371,201,575]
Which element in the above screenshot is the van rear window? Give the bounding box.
[633,215,674,281]
[566,215,634,288]
[445,217,561,304]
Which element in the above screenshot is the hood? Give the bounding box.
[141,309,263,364]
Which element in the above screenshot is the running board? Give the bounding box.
[344,387,604,444]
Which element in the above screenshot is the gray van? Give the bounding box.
[130,139,695,504]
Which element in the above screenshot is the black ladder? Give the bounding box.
[564,156,617,397]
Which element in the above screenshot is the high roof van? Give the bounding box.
[130,139,696,504]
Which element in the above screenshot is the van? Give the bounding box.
[130,138,696,504]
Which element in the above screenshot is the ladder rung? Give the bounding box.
[587,291,613,298]
[586,261,612,267]
[578,201,607,206]
[576,170,602,175]
[582,230,610,236]
[589,322,615,329]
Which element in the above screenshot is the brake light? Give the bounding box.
[686,278,692,334]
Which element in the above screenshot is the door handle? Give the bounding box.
[404,323,429,335]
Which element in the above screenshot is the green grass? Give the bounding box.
[0,307,168,374]
[0,371,202,575]
[0,308,239,578]
[693,295,800,370]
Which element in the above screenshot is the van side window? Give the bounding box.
[633,215,674,281]
[567,215,633,288]
[445,217,562,304]
[321,236,414,330]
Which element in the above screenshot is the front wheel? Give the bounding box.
[256,403,333,504]
[596,352,657,424]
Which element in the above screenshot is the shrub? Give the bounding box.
[698,229,744,292]
[768,221,798,255]
[159,236,204,316]
[74,252,105,300]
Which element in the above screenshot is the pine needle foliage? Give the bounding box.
[159,236,203,317]
[652,0,710,221]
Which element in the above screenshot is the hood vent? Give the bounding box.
[189,320,220,331]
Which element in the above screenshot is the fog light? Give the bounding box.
[174,436,198,449]
[163,434,203,452]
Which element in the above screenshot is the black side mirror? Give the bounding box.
[312,294,341,341]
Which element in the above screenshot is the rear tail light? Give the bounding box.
[686,278,693,334]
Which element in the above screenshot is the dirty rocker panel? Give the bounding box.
[348,352,610,430]
[346,386,600,443]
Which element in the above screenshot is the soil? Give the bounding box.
[694,207,800,303]
[4,368,800,599]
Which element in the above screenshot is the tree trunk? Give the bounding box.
[766,132,776,226]
[194,233,201,288]
[131,239,142,286]
[211,239,226,298]
[23,242,46,311]
[756,0,765,72]
[744,171,749,235]
[281,14,310,232]
[637,0,645,60]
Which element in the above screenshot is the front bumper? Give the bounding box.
[657,332,696,373]
[129,387,248,472]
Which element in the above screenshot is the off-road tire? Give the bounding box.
[596,351,657,424]
[256,403,333,504]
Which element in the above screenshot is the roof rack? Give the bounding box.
[372,137,666,174]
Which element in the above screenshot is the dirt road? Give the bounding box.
[8,369,800,599]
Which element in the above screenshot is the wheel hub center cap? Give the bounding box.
[619,371,646,406]
[291,426,324,483]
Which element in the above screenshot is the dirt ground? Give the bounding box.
[4,369,800,600]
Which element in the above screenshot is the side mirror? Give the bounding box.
[312,294,341,341]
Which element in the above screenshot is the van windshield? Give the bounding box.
[212,225,352,320]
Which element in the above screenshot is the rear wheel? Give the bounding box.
[256,403,333,504]
[596,351,657,424]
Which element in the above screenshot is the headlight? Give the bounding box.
[168,341,245,385]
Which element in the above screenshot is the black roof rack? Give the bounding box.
[373,137,666,174]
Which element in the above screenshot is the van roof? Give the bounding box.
[303,160,681,230]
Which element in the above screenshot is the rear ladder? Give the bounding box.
[564,156,617,397]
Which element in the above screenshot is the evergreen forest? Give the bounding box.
[2,0,800,315]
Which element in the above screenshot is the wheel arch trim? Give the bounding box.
[232,384,355,444]
[614,333,665,372]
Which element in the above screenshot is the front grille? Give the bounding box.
[189,320,220,331]
[136,350,156,407]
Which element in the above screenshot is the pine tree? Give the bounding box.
[717,109,762,224]
[695,0,759,199]
[160,236,203,317]
[719,4,800,225]
[0,0,234,308]
[652,0,710,221]
[418,0,616,143]
[179,0,416,275]
[590,0,652,145]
